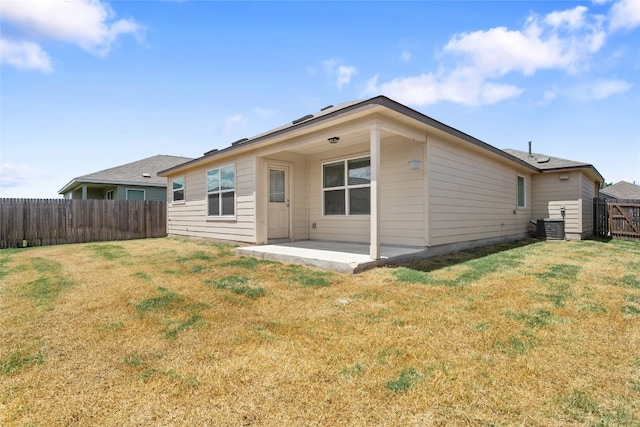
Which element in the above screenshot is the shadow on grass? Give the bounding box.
[397,238,540,273]
[390,238,541,287]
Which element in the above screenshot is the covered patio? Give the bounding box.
[235,240,429,274]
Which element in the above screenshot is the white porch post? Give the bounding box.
[81,184,88,200]
[370,124,381,259]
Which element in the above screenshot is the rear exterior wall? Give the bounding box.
[427,137,532,247]
[307,135,427,246]
[530,171,588,239]
[165,153,257,243]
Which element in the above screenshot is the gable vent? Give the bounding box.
[292,114,313,124]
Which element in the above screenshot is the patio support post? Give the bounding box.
[81,184,88,200]
[370,123,381,259]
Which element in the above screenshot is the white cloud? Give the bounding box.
[0,0,144,72]
[544,6,589,29]
[589,79,633,99]
[254,107,277,118]
[0,163,35,190]
[401,51,411,62]
[336,65,357,90]
[365,4,616,107]
[223,114,246,133]
[0,39,52,73]
[608,0,640,31]
[541,87,558,104]
[368,68,522,107]
[322,59,357,90]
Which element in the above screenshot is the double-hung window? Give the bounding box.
[172,177,185,202]
[207,164,235,216]
[517,175,526,208]
[323,156,370,216]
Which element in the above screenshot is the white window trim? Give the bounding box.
[126,188,146,201]
[322,155,371,217]
[172,176,185,204]
[517,174,526,208]
[206,163,237,219]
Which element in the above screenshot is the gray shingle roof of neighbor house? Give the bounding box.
[158,95,544,176]
[502,148,604,182]
[599,181,640,200]
[58,155,194,194]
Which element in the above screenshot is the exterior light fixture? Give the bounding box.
[328,136,340,144]
[408,160,422,170]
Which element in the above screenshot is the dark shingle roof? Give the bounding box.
[59,155,193,194]
[503,148,604,181]
[502,149,590,170]
[600,181,640,200]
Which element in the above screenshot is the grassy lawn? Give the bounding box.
[1,237,639,426]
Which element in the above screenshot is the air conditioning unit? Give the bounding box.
[537,219,565,240]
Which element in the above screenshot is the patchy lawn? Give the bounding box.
[1,237,639,426]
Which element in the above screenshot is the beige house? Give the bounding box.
[504,149,603,240]
[158,96,603,261]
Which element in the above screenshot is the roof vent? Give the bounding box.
[536,157,550,163]
[292,114,313,124]
[142,173,151,178]
[231,138,249,146]
[320,105,334,111]
[204,148,219,156]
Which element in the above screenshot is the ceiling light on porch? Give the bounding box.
[328,136,340,144]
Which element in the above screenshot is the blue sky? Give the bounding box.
[1,0,639,198]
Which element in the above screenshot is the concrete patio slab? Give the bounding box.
[235,241,428,274]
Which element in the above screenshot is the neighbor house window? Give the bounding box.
[126,189,145,201]
[517,175,526,208]
[323,156,370,215]
[172,177,185,202]
[105,190,114,200]
[207,164,235,216]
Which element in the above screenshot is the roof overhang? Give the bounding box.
[539,165,605,183]
[159,96,541,177]
[58,178,166,194]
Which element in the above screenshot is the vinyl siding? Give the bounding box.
[379,136,425,246]
[530,172,580,237]
[427,137,531,247]
[117,185,166,201]
[580,173,596,238]
[166,153,257,243]
[308,136,427,245]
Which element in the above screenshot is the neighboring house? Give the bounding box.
[59,155,193,200]
[158,96,604,259]
[599,181,640,200]
[503,148,603,240]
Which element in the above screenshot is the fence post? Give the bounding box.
[0,199,167,248]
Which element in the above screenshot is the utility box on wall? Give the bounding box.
[537,219,565,240]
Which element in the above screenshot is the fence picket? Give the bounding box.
[593,198,640,241]
[0,199,167,248]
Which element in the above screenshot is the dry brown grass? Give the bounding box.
[1,237,639,426]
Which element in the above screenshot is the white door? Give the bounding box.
[268,167,289,239]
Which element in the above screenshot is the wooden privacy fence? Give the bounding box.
[0,199,166,249]
[593,198,640,241]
